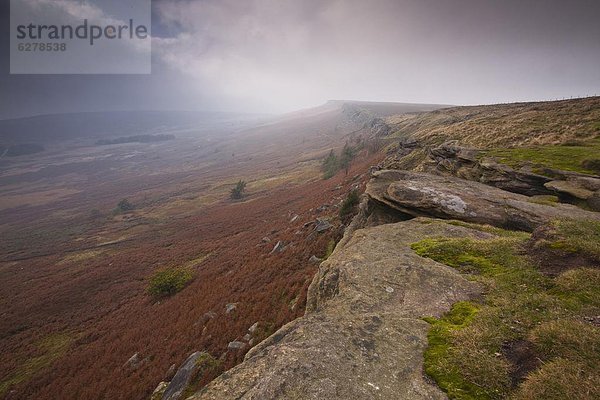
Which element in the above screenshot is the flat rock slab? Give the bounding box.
[190,219,483,400]
[366,170,599,231]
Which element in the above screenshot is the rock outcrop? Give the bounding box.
[189,219,483,399]
[184,168,599,400]
[366,170,600,232]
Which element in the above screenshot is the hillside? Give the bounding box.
[0,101,444,400]
[176,97,600,400]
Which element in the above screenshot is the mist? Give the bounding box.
[1,0,600,118]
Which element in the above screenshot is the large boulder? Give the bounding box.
[189,219,482,400]
[366,170,600,231]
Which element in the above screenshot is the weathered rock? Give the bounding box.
[162,351,202,400]
[164,364,177,381]
[589,191,600,212]
[269,241,286,254]
[189,219,482,400]
[227,341,246,350]
[314,219,332,233]
[248,322,259,335]
[545,180,595,199]
[309,255,322,263]
[123,352,142,370]
[366,170,600,232]
[225,303,237,314]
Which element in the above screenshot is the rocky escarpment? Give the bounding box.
[366,170,600,232]
[385,140,600,210]
[189,218,481,399]
[167,163,600,400]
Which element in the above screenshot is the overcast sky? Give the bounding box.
[1,0,600,119]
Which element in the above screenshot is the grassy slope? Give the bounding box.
[387,97,600,148]
[410,220,600,400]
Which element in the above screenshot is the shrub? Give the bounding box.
[147,266,193,297]
[230,180,247,200]
[116,198,134,212]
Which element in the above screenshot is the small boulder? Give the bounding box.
[309,255,322,263]
[248,322,259,334]
[315,219,332,233]
[123,352,141,369]
[225,303,237,313]
[228,341,246,350]
[270,241,286,254]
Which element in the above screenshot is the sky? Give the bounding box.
[1,0,600,119]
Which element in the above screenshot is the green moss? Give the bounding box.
[527,195,559,207]
[412,224,600,400]
[424,302,491,400]
[323,239,336,259]
[0,333,72,396]
[482,138,600,174]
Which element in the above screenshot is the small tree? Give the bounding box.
[339,143,356,176]
[321,149,339,179]
[230,180,247,199]
[339,189,360,221]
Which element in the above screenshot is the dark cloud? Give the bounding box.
[1,0,600,118]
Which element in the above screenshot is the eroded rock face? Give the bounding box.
[366,170,600,231]
[189,219,483,400]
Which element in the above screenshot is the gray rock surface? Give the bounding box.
[163,351,202,400]
[545,180,595,199]
[189,218,483,400]
[314,218,332,233]
[366,170,600,231]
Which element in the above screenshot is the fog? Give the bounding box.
[1,0,600,118]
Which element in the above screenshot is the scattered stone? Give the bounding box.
[123,352,141,369]
[243,333,251,342]
[290,215,299,223]
[227,341,246,350]
[270,241,286,254]
[195,311,217,326]
[315,219,332,233]
[316,205,330,213]
[309,255,322,263]
[261,237,271,243]
[225,303,237,313]
[248,322,259,334]
[162,351,202,400]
